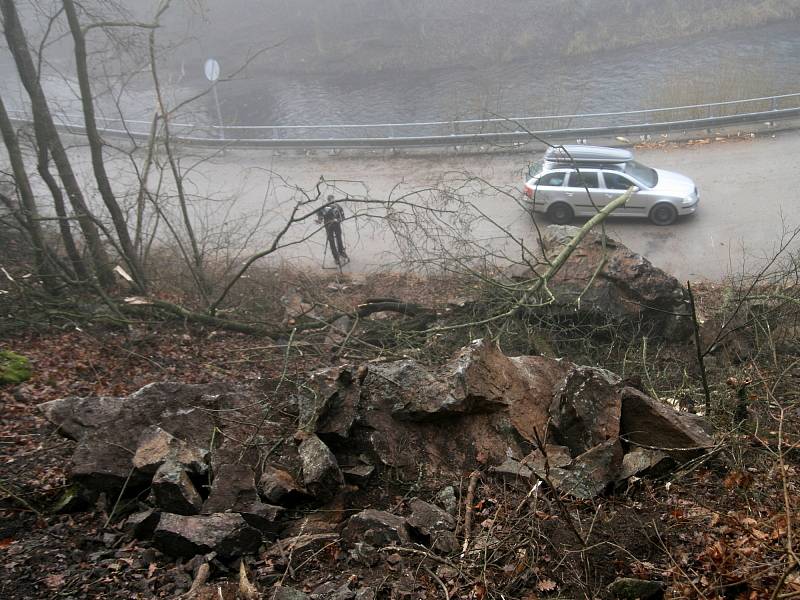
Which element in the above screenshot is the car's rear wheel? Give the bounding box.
[547,202,574,225]
[649,203,677,226]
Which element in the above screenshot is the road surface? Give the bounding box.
[130,130,798,283]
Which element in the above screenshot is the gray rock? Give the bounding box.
[268,533,339,567]
[490,457,533,480]
[407,499,458,554]
[550,366,622,456]
[359,342,570,473]
[259,465,308,505]
[152,513,262,559]
[349,542,380,566]
[38,395,128,441]
[152,461,203,515]
[341,464,375,486]
[132,426,208,476]
[341,509,411,548]
[607,577,664,600]
[238,501,284,537]
[354,589,376,600]
[38,382,229,492]
[299,365,360,439]
[299,435,343,499]
[618,447,673,481]
[620,387,714,458]
[408,499,455,532]
[123,509,161,539]
[386,340,519,420]
[202,463,259,514]
[435,486,458,515]
[524,444,573,477]
[311,581,355,600]
[531,226,693,341]
[390,576,418,599]
[272,588,311,600]
[549,439,623,499]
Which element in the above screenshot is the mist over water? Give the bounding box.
[2,1,799,130]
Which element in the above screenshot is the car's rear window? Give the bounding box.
[528,159,544,179]
[538,172,566,186]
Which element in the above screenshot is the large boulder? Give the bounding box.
[511,225,693,341]
[620,387,714,457]
[550,366,622,456]
[380,340,561,422]
[299,365,360,440]
[38,383,230,491]
[152,513,262,559]
[353,340,570,472]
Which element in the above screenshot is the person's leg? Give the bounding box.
[333,223,347,259]
[326,225,340,264]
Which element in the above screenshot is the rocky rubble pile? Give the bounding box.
[509,225,694,341]
[39,340,712,595]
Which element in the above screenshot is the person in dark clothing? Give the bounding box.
[318,195,348,265]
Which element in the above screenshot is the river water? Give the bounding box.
[203,21,800,128]
[2,14,799,133]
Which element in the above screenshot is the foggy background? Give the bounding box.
[2,0,800,128]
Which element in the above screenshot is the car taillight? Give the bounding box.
[524,186,533,198]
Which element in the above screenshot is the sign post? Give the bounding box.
[204,58,225,140]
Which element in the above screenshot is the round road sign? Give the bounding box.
[204,58,220,82]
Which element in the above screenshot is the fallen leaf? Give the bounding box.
[45,573,65,589]
[536,579,558,592]
[473,582,487,600]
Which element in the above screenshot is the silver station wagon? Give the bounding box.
[523,145,699,225]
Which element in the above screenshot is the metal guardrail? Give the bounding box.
[8,92,800,148]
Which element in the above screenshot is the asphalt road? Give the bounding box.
[152,130,799,283]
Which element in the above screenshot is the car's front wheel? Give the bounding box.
[547,202,574,225]
[649,203,677,226]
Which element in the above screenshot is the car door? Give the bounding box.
[564,169,602,215]
[531,170,568,211]
[600,170,644,215]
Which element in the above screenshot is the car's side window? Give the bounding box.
[538,172,566,186]
[567,171,599,189]
[602,171,634,190]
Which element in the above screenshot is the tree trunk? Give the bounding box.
[63,0,146,292]
[1,0,115,289]
[35,138,89,281]
[0,94,60,293]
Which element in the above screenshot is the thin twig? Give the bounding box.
[461,470,481,555]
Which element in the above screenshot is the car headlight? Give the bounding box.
[682,195,695,205]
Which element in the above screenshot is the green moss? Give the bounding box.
[0,350,32,384]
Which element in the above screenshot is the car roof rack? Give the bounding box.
[544,145,633,164]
